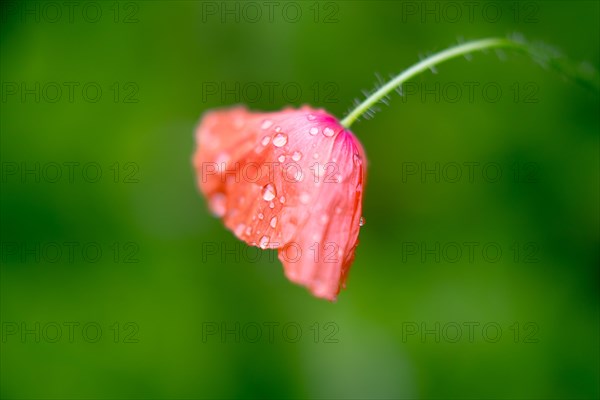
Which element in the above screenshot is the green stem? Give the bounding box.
[340,37,527,129]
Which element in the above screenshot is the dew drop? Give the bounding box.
[292,151,302,161]
[273,133,288,147]
[270,216,278,228]
[261,119,273,130]
[269,202,275,209]
[215,153,230,168]
[258,213,264,220]
[209,193,226,217]
[261,183,277,201]
[279,196,286,204]
[300,192,310,204]
[261,136,270,146]
[278,155,285,163]
[234,224,246,236]
[245,226,253,235]
[307,114,316,121]
[259,235,270,249]
[359,216,366,226]
[274,126,282,132]
[323,127,335,137]
[309,127,319,136]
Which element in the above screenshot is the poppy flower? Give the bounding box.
[193,37,535,301]
[194,105,366,300]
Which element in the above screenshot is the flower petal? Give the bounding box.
[194,106,366,300]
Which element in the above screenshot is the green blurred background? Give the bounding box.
[1,1,598,399]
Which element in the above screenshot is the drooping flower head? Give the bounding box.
[192,37,567,301]
[194,105,366,300]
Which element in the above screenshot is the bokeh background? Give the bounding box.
[1,1,599,399]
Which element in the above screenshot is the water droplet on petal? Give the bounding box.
[274,126,282,133]
[259,235,269,249]
[307,114,316,121]
[323,127,335,137]
[300,192,310,204]
[309,127,319,135]
[269,202,275,209]
[215,153,230,169]
[278,155,285,163]
[270,216,278,228]
[245,226,253,235]
[261,136,270,146]
[359,216,366,226]
[261,183,277,201]
[234,224,246,236]
[279,196,286,203]
[261,119,273,130]
[209,193,226,217]
[292,151,302,161]
[273,133,288,147]
[258,213,264,220]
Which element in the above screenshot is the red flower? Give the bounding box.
[193,105,366,300]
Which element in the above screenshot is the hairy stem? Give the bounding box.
[340,37,528,129]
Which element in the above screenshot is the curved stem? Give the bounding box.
[340,37,527,129]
